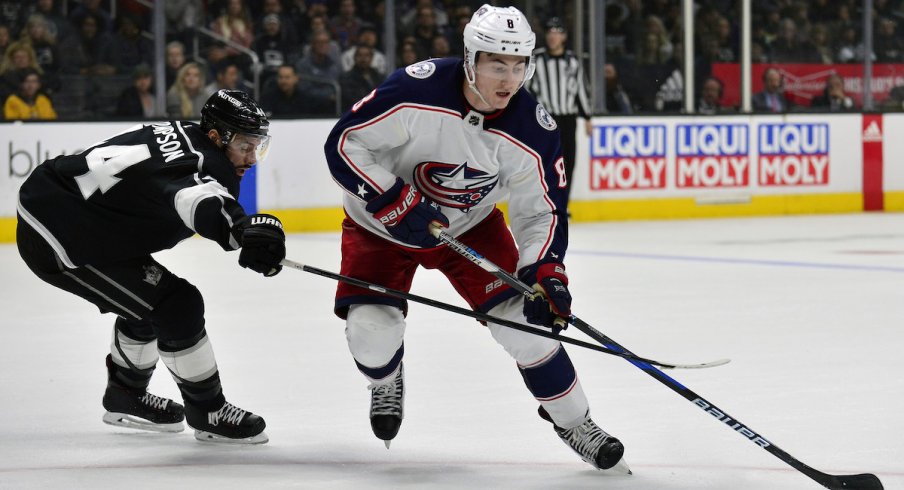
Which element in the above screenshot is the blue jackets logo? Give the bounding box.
[758,124,829,186]
[676,124,749,188]
[414,161,498,211]
[590,125,666,190]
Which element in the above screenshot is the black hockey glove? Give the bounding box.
[519,262,572,329]
[366,178,449,248]
[233,214,286,277]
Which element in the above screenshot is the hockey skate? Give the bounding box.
[185,401,268,444]
[102,384,185,433]
[369,364,404,448]
[539,407,631,474]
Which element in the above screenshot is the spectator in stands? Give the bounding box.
[254,14,299,89]
[400,0,449,34]
[115,63,159,119]
[165,41,188,89]
[99,13,153,76]
[406,5,446,60]
[166,61,207,118]
[339,44,384,112]
[20,13,61,95]
[399,40,419,66]
[637,15,673,64]
[69,0,113,34]
[697,76,733,114]
[605,63,633,114]
[809,24,834,64]
[208,0,254,76]
[260,63,309,116]
[304,15,342,66]
[340,24,386,76]
[811,73,854,111]
[203,59,252,99]
[753,67,792,113]
[255,0,299,45]
[770,18,819,62]
[430,34,451,59]
[164,0,203,47]
[26,0,74,44]
[709,15,737,62]
[1,41,43,101]
[61,13,114,76]
[874,17,904,63]
[296,29,341,115]
[835,25,868,63]
[3,68,57,120]
[330,0,364,51]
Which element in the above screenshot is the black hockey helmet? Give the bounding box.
[201,90,269,142]
[201,89,271,161]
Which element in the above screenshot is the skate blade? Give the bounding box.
[601,457,632,475]
[102,412,184,433]
[384,440,391,449]
[193,429,269,445]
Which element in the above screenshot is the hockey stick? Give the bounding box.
[280,259,724,370]
[429,227,884,490]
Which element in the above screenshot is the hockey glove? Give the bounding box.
[233,214,286,277]
[519,262,572,328]
[366,178,449,248]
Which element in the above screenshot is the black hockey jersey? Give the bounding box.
[17,121,246,268]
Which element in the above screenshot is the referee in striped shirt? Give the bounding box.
[525,17,593,209]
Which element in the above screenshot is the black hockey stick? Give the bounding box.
[280,259,725,370]
[429,227,884,490]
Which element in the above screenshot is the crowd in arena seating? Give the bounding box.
[2,0,904,121]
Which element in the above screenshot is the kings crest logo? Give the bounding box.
[536,104,557,131]
[142,265,162,286]
[406,61,436,79]
[413,161,498,211]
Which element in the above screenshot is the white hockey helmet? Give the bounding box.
[463,5,536,86]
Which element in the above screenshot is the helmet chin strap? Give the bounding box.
[464,64,495,111]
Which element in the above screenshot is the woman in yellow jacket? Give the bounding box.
[4,68,57,120]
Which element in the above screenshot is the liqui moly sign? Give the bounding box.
[590,125,666,190]
[758,124,830,186]
[676,124,749,188]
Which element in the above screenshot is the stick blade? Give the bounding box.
[818,472,883,490]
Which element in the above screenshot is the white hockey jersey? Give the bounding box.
[324,57,569,271]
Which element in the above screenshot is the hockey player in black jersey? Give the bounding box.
[16,90,286,444]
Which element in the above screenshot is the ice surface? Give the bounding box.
[1,213,901,489]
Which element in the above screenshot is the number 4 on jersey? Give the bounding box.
[74,145,151,199]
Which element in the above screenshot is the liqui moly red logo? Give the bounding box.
[758,124,829,186]
[676,124,749,188]
[590,125,666,190]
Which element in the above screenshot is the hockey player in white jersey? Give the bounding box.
[324,5,628,471]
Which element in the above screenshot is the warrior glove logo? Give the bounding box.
[414,161,498,211]
[250,216,283,229]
